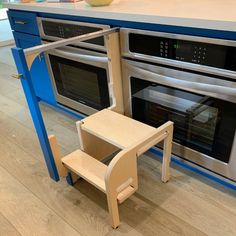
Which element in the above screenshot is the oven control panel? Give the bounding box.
[39,18,109,47]
[157,38,215,65]
[129,33,236,71]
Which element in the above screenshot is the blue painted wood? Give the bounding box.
[37,12,236,40]
[149,148,236,190]
[8,9,236,40]
[7,10,39,36]
[13,31,41,49]
[13,31,57,106]
[11,47,59,181]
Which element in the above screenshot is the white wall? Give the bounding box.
[0,8,8,20]
[0,9,14,47]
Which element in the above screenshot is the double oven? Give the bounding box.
[120,28,236,181]
[38,17,113,115]
[38,17,236,181]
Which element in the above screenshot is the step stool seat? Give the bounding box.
[62,149,107,193]
[80,109,156,149]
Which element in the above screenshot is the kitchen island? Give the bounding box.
[4,0,236,32]
[4,0,236,189]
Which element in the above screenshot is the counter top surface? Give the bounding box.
[4,0,236,32]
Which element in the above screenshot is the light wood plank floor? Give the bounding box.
[0,46,236,236]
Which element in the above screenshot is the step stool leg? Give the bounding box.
[107,194,120,229]
[162,126,174,183]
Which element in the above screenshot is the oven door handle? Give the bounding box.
[129,64,236,97]
[48,48,108,64]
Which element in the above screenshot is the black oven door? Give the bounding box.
[131,77,236,163]
[123,59,236,180]
[45,46,111,115]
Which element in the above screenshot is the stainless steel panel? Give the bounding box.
[44,46,112,115]
[46,45,109,69]
[153,146,236,186]
[172,141,236,181]
[120,28,236,80]
[123,59,236,102]
[122,58,236,181]
[38,17,110,52]
[49,48,108,64]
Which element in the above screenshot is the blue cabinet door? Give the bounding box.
[13,32,56,105]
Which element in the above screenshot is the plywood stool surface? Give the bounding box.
[62,150,107,192]
[80,109,156,149]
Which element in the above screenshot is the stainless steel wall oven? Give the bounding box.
[121,28,236,181]
[38,17,112,115]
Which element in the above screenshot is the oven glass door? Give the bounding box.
[48,54,110,111]
[130,77,236,163]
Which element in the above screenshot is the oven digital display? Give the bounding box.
[42,20,105,46]
[129,33,236,71]
[172,40,226,68]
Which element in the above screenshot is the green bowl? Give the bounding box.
[84,0,113,6]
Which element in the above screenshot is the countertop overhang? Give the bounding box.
[4,0,236,32]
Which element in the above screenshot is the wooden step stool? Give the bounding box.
[49,109,174,228]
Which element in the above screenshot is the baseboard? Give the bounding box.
[0,39,14,47]
[149,147,236,191]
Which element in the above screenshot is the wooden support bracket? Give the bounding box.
[48,135,67,177]
[105,32,124,114]
[23,28,119,71]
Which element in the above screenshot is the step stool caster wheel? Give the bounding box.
[66,172,80,186]
[66,172,74,186]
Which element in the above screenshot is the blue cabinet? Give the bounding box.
[13,31,56,105]
[7,10,39,35]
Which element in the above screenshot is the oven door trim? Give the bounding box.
[44,46,111,115]
[37,17,110,52]
[123,59,236,102]
[122,58,236,181]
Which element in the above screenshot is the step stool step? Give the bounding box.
[62,149,107,192]
[117,186,135,204]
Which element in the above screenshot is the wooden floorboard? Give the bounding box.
[0,47,236,235]
[0,164,81,236]
[0,212,21,236]
[0,129,143,235]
